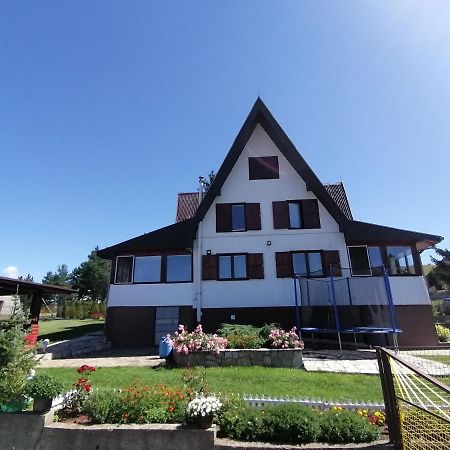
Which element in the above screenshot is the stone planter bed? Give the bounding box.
[173,348,303,368]
[0,412,390,450]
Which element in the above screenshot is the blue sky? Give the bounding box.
[0,1,448,281]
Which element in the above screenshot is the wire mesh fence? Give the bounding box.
[378,347,450,450]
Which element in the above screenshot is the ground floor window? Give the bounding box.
[218,254,248,280]
[292,251,323,277]
[115,254,192,284]
[348,246,371,276]
[387,246,415,275]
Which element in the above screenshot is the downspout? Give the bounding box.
[195,177,205,323]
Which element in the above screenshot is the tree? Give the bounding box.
[70,247,111,302]
[42,264,71,287]
[427,248,450,289]
[202,170,216,193]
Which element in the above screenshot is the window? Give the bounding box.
[292,252,323,277]
[368,246,383,275]
[273,199,320,229]
[288,202,302,229]
[231,204,245,231]
[248,156,279,180]
[276,250,340,278]
[218,254,248,280]
[115,256,133,283]
[216,203,261,232]
[115,254,192,284]
[134,256,161,283]
[348,246,371,276]
[387,246,416,275]
[166,255,192,282]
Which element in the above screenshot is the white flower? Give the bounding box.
[187,395,222,418]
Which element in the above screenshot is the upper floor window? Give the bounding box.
[166,254,192,282]
[115,256,133,283]
[273,199,320,229]
[216,203,261,232]
[348,246,371,276]
[248,156,279,180]
[134,256,161,283]
[387,246,415,275]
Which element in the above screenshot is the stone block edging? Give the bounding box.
[173,348,303,368]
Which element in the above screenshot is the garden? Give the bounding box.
[0,305,388,447]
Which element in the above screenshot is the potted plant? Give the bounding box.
[186,395,222,429]
[25,374,65,413]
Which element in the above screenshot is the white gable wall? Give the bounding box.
[197,124,349,309]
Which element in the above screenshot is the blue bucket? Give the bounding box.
[159,337,173,358]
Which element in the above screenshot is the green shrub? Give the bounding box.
[436,324,450,342]
[0,298,36,406]
[217,402,319,444]
[318,409,379,444]
[25,374,65,399]
[226,334,264,349]
[259,404,320,444]
[218,324,261,338]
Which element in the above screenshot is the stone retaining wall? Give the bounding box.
[173,348,303,368]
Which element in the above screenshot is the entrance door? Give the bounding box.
[154,307,179,346]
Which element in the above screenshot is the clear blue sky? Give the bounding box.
[1,1,448,281]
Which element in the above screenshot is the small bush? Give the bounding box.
[226,334,264,349]
[436,324,450,342]
[318,409,379,444]
[25,374,65,399]
[218,324,261,337]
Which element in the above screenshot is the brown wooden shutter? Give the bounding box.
[302,199,320,229]
[216,204,232,232]
[202,255,217,280]
[275,252,293,278]
[248,253,264,279]
[323,251,342,277]
[272,201,289,229]
[245,203,261,230]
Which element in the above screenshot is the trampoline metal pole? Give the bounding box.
[329,265,342,355]
[293,276,301,335]
[383,266,399,351]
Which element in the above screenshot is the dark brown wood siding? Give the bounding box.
[323,250,342,276]
[216,203,232,232]
[272,201,289,229]
[245,203,261,230]
[302,199,321,229]
[202,255,218,280]
[276,252,293,278]
[248,253,264,279]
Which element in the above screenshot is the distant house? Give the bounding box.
[98,98,443,347]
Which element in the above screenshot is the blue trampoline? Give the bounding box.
[292,265,401,354]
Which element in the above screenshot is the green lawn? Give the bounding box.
[38,319,105,342]
[422,355,450,366]
[38,366,384,403]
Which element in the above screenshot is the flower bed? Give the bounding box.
[167,324,304,368]
[173,348,303,368]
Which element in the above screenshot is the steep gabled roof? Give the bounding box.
[98,98,443,259]
[195,97,350,229]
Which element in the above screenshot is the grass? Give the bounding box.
[38,319,105,342]
[38,366,384,403]
[422,355,450,366]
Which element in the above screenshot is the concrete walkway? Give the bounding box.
[302,350,379,374]
[38,354,164,368]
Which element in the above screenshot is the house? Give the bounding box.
[98,98,443,348]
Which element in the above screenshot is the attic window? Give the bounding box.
[249,156,279,180]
